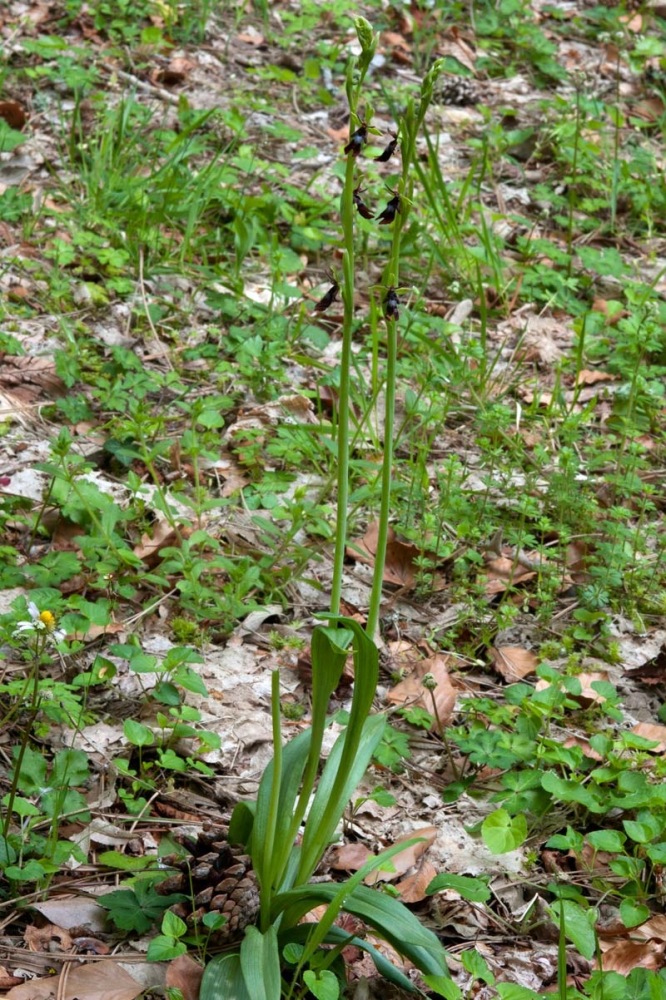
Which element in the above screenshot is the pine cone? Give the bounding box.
[433,77,480,107]
[156,826,259,945]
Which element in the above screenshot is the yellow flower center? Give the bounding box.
[39,610,56,632]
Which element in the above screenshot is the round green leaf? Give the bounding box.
[481,809,527,854]
[123,719,154,747]
[619,898,650,929]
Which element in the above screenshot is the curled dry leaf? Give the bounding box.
[10,960,143,1000]
[631,723,666,753]
[349,523,418,588]
[575,369,618,386]
[0,355,67,408]
[599,938,666,974]
[386,652,458,728]
[166,954,204,1000]
[133,517,180,565]
[365,825,437,885]
[482,553,536,595]
[24,923,73,953]
[489,646,538,681]
[0,100,27,129]
[394,859,438,903]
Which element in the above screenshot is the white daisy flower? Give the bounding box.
[13,602,66,643]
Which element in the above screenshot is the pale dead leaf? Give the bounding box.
[0,355,67,407]
[0,967,24,990]
[133,518,179,565]
[575,369,618,386]
[386,652,458,727]
[635,914,666,941]
[5,961,141,1000]
[482,554,536,594]
[166,954,203,1000]
[599,938,666,974]
[365,826,437,885]
[563,736,604,762]
[350,523,418,588]
[490,646,538,681]
[24,924,73,953]
[631,723,666,753]
[329,843,372,872]
[437,35,477,74]
[394,859,438,903]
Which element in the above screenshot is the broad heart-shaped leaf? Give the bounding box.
[200,951,250,1000]
[251,727,312,893]
[481,808,527,854]
[240,926,281,1000]
[272,882,449,980]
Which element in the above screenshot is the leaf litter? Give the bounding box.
[1,0,666,995]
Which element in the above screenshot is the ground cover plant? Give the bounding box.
[0,0,666,997]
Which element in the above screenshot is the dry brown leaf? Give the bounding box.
[482,554,536,594]
[575,369,617,386]
[350,523,419,588]
[5,961,141,1000]
[133,517,179,565]
[635,914,666,941]
[0,100,27,129]
[394,859,438,903]
[599,938,666,974]
[490,646,538,681]
[0,355,67,406]
[24,923,73,953]
[365,826,437,885]
[386,652,457,727]
[437,34,477,73]
[0,967,24,990]
[563,736,604,762]
[166,954,203,1000]
[329,843,372,872]
[632,96,666,121]
[631,723,666,753]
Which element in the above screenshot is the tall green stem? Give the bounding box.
[330,154,357,617]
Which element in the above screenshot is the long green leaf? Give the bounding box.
[273,882,449,979]
[240,926,281,1000]
[281,925,422,995]
[199,952,251,1000]
[297,617,380,883]
[298,713,385,883]
[275,626,348,887]
[252,727,312,894]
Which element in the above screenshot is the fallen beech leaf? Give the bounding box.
[349,523,419,588]
[490,646,538,681]
[599,938,665,974]
[0,100,27,129]
[6,960,143,1000]
[394,859,438,903]
[635,914,666,941]
[537,671,609,706]
[133,517,179,565]
[329,843,372,872]
[0,355,67,406]
[24,923,73,953]
[365,826,437,885]
[166,954,203,1000]
[631,723,666,753]
[386,652,457,727]
[0,967,23,990]
[482,553,536,594]
[381,30,412,50]
[575,369,617,386]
